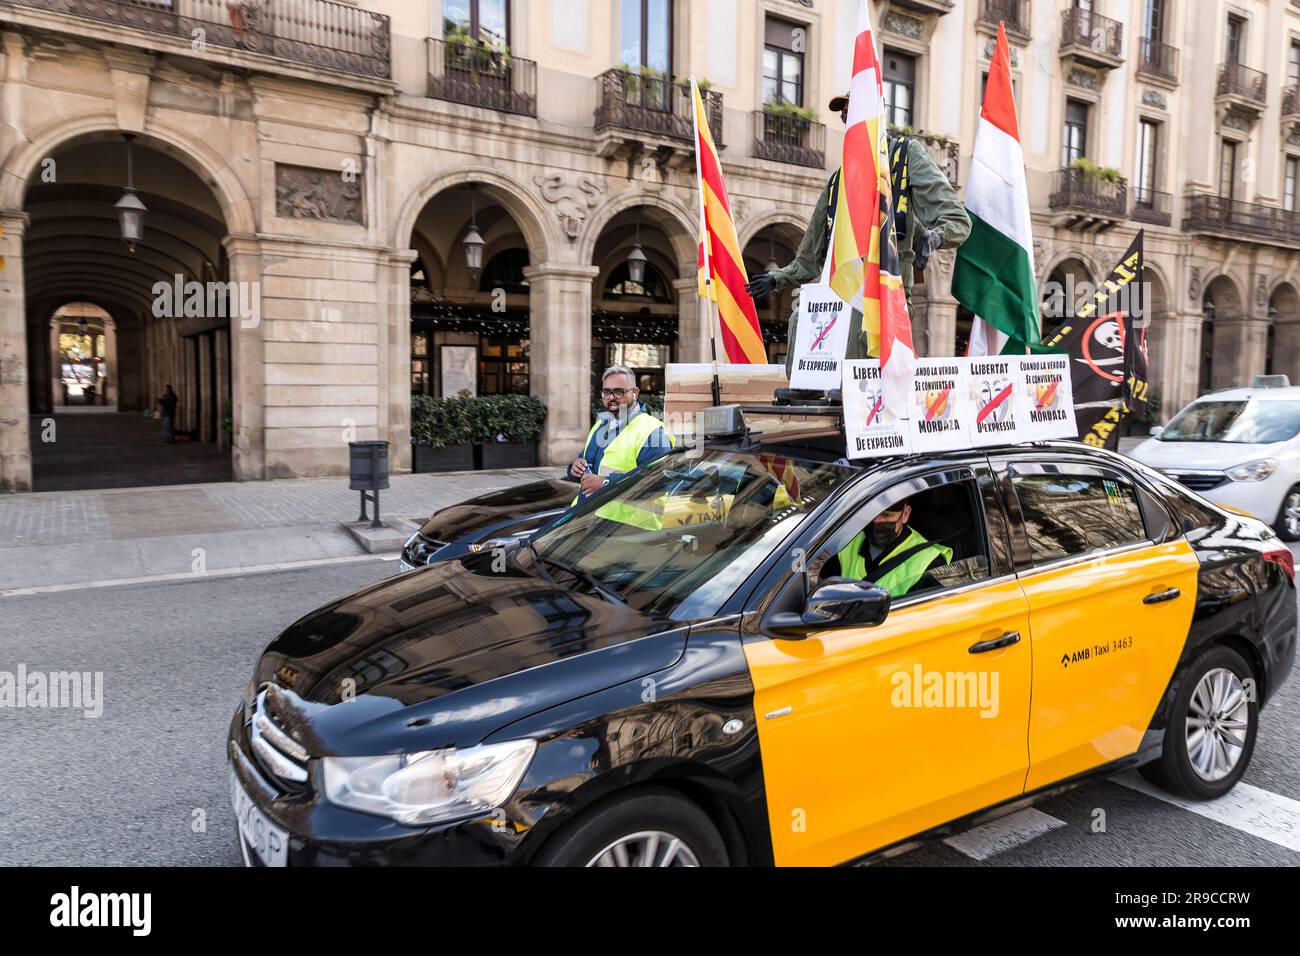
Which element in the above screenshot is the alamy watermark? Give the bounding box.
[0,664,103,718]
[153,274,261,329]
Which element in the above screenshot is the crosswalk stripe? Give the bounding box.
[1116,772,1300,855]
[942,808,1067,861]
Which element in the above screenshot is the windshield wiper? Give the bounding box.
[526,539,557,586]
[538,555,627,605]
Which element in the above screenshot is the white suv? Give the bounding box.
[1130,382,1300,540]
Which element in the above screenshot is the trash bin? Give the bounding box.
[349,440,390,527]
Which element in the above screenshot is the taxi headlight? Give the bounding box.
[1225,459,1278,482]
[321,739,536,826]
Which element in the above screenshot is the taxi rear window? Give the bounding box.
[1012,472,1147,564]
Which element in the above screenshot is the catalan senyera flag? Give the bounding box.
[830,0,915,410]
[692,79,766,364]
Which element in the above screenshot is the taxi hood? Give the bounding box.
[252,551,686,754]
[1131,437,1276,471]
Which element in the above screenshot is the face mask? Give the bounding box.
[869,519,898,549]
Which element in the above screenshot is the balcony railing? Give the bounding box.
[1130,188,1172,227]
[427,38,536,116]
[976,0,1031,40]
[1059,7,1124,63]
[1137,37,1180,84]
[753,110,826,169]
[1184,195,1300,245]
[0,0,392,79]
[1049,167,1127,219]
[1284,85,1300,120]
[1217,62,1268,106]
[594,69,724,147]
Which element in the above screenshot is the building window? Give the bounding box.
[1135,119,1160,201]
[1286,157,1298,212]
[882,50,916,128]
[1226,14,1245,65]
[1143,0,1165,46]
[444,0,510,46]
[605,261,672,301]
[763,17,806,106]
[1062,99,1088,166]
[1219,139,1238,201]
[1290,41,1300,86]
[620,0,672,73]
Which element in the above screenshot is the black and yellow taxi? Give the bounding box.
[228,405,1295,867]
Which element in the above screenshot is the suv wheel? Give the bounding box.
[1275,486,1300,541]
[533,788,729,867]
[1140,645,1258,800]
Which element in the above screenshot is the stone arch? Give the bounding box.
[1202,273,1243,319]
[392,165,555,265]
[580,189,698,278]
[737,209,808,250]
[1267,281,1300,380]
[3,112,255,236]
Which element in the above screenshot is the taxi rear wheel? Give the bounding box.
[533,788,729,867]
[1140,645,1258,800]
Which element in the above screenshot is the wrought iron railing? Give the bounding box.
[977,0,1031,39]
[427,38,536,116]
[0,0,391,79]
[753,110,826,169]
[1130,188,1172,227]
[1137,37,1179,83]
[594,69,724,147]
[1284,85,1300,117]
[1059,7,1124,60]
[1217,62,1268,105]
[1184,194,1300,244]
[1049,167,1127,218]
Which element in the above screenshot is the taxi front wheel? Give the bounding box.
[533,787,729,867]
[1140,645,1258,800]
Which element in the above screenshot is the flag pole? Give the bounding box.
[690,76,723,407]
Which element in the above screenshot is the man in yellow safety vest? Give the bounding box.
[568,365,674,506]
[836,500,953,598]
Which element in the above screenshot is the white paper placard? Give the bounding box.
[1015,354,1077,441]
[788,283,852,390]
[966,356,1024,446]
[907,358,970,452]
[843,360,912,458]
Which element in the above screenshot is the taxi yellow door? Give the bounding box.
[743,473,1033,866]
[1003,463,1200,792]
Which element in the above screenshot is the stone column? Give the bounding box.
[924,300,959,357]
[382,251,415,474]
[103,316,117,407]
[49,317,63,409]
[524,263,599,466]
[0,211,30,491]
[1214,317,1270,389]
[1271,318,1300,384]
[673,276,711,364]
[225,235,264,480]
[198,332,213,443]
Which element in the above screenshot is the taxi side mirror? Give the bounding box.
[1149,426,1164,439]
[767,579,891,639]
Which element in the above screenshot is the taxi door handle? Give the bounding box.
[1143,588,1181,605]
[969,631,1021,654]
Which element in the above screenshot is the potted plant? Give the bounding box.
[410,395,475,473]
[1069,157,1124,185]
[473,394,547,469]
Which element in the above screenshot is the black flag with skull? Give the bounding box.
[1042,232,1150,450]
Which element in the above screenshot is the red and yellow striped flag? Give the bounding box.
[692,79,766,364]
[831,0,915,410]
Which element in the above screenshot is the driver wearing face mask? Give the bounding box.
[835,502,953,598]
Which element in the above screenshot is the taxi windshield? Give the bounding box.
[532,450,855,621]
[1161,400,1300,444]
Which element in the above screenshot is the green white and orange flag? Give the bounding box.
[830,0,915,409]
[692,78,766,364]
[952,23,1041,355]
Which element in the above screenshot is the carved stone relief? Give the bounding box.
[534,172,604,241]
[274,163,363,224]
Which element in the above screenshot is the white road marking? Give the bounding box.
[0,553,400,598]
[1116,772,1300,855]
[942,808,1067,861]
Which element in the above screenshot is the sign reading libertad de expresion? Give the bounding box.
[789,283,853,391]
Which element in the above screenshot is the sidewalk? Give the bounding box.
[0,468,555,593]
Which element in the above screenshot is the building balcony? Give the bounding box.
[1059,7,1124,71]
[1216,62,1267,121]
[594,69,724,164]
[886,0,955,15]
[1184,195,1300,247]
[426,38,536,117]
[753,110,826,169]
[1130,188,1172,227]
[0,0,392,83]
[1283,85,1300,133]
[1136,37,1180,87]
[975,0,1031,43]
[1048,167,1127,231]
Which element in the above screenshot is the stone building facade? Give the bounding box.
[1,0,1299,492]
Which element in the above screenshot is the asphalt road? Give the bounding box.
[0,557,1296,867]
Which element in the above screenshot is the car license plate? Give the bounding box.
[230,767,288,867]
